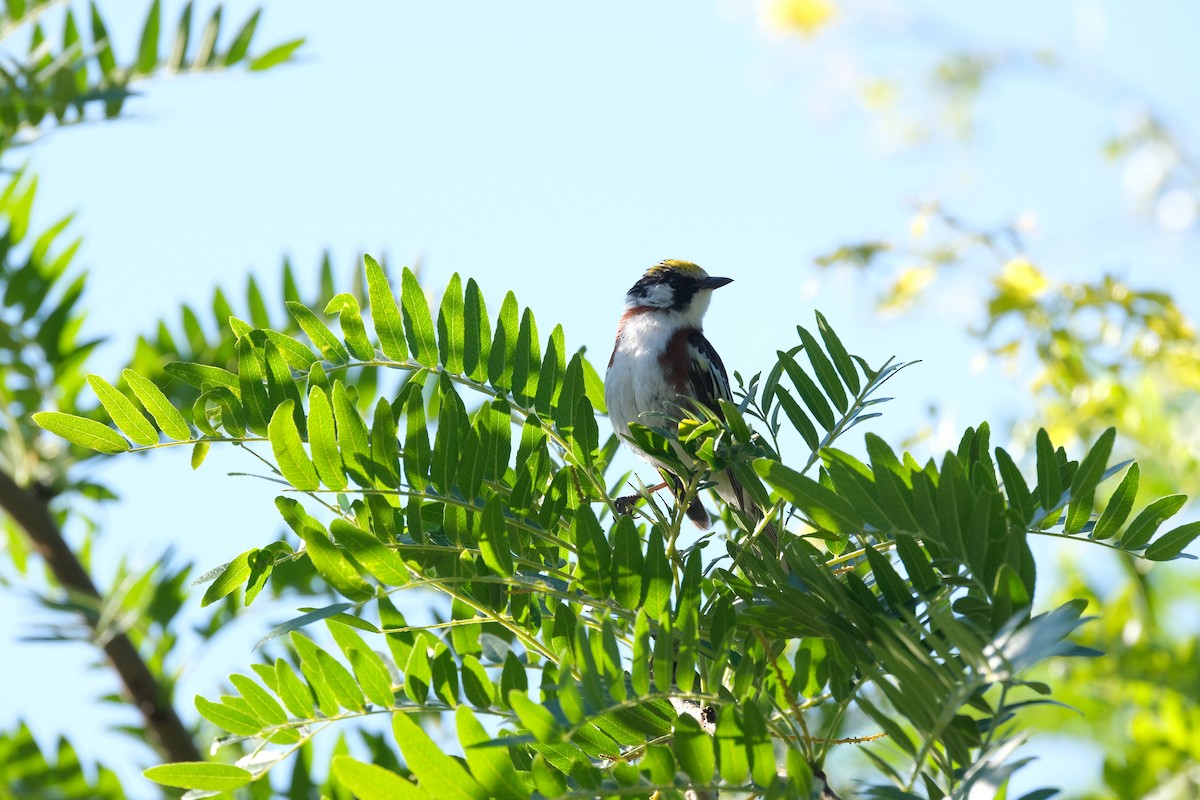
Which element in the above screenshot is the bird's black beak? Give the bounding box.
[700,276,733,290]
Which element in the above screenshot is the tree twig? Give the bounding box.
[0,467,201,763]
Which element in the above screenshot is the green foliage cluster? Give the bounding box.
[0,0,302,149]
[36,256,1199,798]
[0,722,127,800]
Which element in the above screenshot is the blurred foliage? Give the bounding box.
[775,3,1200,797]
[0,0,304,790]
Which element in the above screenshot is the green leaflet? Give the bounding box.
[392,712,489,799]
[290,632,341,716]
[573,505,609,598]
[191,440,210,469]
[122,369,191,440]
[1064,427,1115,534]
[479,495,515,577]
[460,655,495,708]
[406,636,433,704]
[307,385,347,491]
[315,649,365,712]
[431,376,466,496]
[86,374,158,446]
[347,646,395,707]
[456,706,530,800]
[776,347,835,431]
[194,695,260,736]
[164,361,239,392]
[401,387,429,491]
[237,336,271,435]
[143,762,252,792]
[631,609,651,697]
[642,527,671,619]
[431,646,460,706]
[401,266,438,367]
[134,0,160,74]
[1092,462,1139,541]
[276,498,374,601]
[330,517,408,586]
[366,396,399,490]
[365,255,408,361]
[755,458,864,534]
[1144,520,1200,561]
[463,277,491,382]
[268,400,319,490]
[815,309,861,394]
[228,673,288,727]
[511,307,540,405]
[438,273,466,374]
[325,292,375,360]
[774,387,820,452]
[1120,494,1188,550]
[742,702,776,788]
[609,515,643,610]
[508,690,563,744]
[32,411,129,454]
[1034,429,1063,515]
[331,756,427,800]
[672,714,715,784]
[489,291,519,392]
[534,325,565,415]
[798,321,848,413]
[263,339,305,433]
[287,300,350,364]
[333,380,373,487]
[274,657,314,718]
[200,550,253,607]
[265,329,320,372]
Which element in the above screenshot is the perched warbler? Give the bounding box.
[604,259,778,546]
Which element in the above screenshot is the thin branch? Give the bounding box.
[0,467,201,763]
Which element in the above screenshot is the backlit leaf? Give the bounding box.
[87,374,158,446]
[33,412,129,454]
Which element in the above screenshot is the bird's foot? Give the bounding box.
[614,494,642,516]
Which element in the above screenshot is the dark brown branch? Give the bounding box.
[0,467,201,763]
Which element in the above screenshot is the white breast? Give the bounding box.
[605,311,684,440]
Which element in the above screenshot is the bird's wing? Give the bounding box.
[685,330,733,418]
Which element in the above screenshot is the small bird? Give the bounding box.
[605,259,778,546]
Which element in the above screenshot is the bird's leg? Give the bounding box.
[614,480,670,515]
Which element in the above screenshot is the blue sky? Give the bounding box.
[3,0,1199,795]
